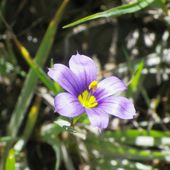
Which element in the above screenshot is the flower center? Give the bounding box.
[78,81,98,108]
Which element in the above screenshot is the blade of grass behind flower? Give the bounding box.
[0,136,12,142]
[129,60,144,92]
[14,95,41,152]
[5,37,18,65]
[105,129,170,138]
[40,122,76,170]
[123,48,144,96]
[40,123,63,170]
[92,158,158,170]
[93,159,157,170]
[86,134,170,161]
[0,0,6,27]
[14,40,60,93]
[8,0,69,137]
[103,130,170,147]
[5,149,15,170]
[63,0,155,28]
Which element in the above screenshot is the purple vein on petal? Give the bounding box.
[94,76,127,101]
[69,54,97,89]
[85,107,109,129]
[98,96,136,119]
[48,64,82,96]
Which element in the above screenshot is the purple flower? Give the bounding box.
[48,53,136,129]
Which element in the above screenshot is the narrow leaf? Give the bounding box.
[14,40,60,93]
[5,149,15,170]
[129,60,144,92]
[63,0,154,28]
[8,0,69,137]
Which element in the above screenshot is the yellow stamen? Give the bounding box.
[78,90,98,108]
[88,80,98,92]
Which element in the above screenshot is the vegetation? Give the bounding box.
[0,0,170,169]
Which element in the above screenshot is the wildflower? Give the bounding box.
[48,53,136,129]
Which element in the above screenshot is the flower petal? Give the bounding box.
[85,108,109,129]
[99,96,136,119]
[48,64,81,96]
[94,76,127,101]
[54,92,84,117]
[69,53,97,89]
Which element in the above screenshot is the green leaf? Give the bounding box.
[40,123,63,170]
[13,42,61,93]
[54,119,71,128]
[93,159,158,170]
[129,60,144,92]
[8,0,69,137]
[0,0,6,27]
[5,149,15,170]
[0,136,12,142]
[150,0,166,8]
[103,129,170,147]
[63,0,155,28]
[86,133,170,161]
[14,96,41,152]
[73,113,90,125]
[54,118,77,133]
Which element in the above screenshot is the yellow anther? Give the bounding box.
[78,90,98,108]
[88,80,98,92]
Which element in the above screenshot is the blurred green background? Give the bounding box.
[1,0,170,170]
